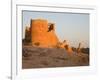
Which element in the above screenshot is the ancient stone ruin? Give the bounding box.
[24,19,73,53]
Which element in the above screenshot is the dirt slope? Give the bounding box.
[22,46,89,69]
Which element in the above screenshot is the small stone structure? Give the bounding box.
[24,19,73,53]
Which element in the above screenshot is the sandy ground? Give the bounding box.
[22,46,89,69]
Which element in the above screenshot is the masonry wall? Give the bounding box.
[30,19,59,47]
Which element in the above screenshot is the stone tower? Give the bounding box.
[30,19,59,47]
[24,18,73,54]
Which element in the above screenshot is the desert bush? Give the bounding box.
[72,47,77,52]
[64,44,68,50]
[81,48,89,54]
[22,39,32,46]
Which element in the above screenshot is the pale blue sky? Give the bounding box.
[22,11,89,48]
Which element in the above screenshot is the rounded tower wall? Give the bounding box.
[31,19,49,46]
[30,19,59,47]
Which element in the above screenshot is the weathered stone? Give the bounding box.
[24,18,73,54]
